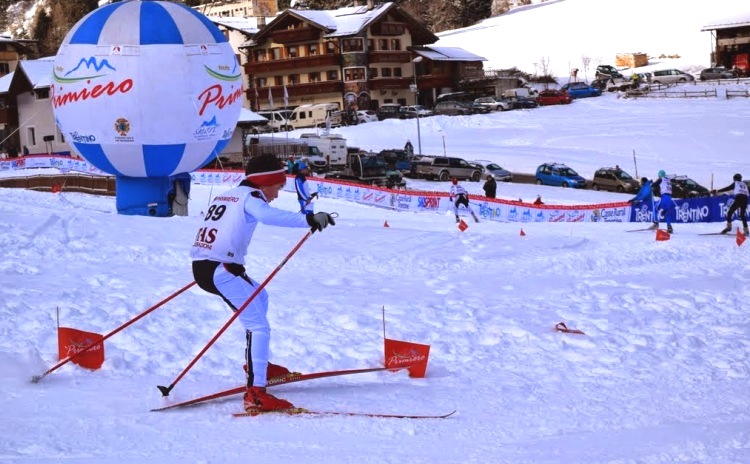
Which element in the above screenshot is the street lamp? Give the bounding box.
[411,56,423,157]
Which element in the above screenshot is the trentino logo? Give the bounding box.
[54,57,117,83]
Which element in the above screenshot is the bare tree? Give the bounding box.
[581,55,591,82]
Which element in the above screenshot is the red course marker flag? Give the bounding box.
[57,327,105,370]
[458,219,468,232]
[737,229,746,247]
[655,229,671,241]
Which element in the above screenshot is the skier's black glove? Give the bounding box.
[310,192,319,199]
[306,212,336,233]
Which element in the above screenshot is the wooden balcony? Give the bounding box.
[367,51,412,64]
[245,54,339,74]
[368,77,412,90]
[268,27,320,44]
[246,81,344,102]
[370,22,406,36]
[0,107,19,126]
[416,75,453,89]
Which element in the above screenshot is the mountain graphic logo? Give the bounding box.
[200,116,218,127]
[54,57,117,83]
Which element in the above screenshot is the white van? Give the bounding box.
[257,110,292,132]
[287,103,342,130]
[300,133,348,167]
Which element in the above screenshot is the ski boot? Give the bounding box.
[243,386,294,412]
[648,222,658,230]
[243,362,298,381]
[744,227,749,235]
[667,225,674,234]
[455,215,460,223]
[720,224,732,234]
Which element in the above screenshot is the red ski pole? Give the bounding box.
[31,281,197,383]
[157,230,313,397]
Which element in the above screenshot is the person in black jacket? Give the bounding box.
[717,173,748,234]
[482,175,497,199]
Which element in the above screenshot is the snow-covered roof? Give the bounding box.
[18,58,55,89]
[414,46,486,62]
[0,72,12,93]
[238,107,267,123]
[701,8,750,30]
[207,15,262,34]
[290,3,391,37]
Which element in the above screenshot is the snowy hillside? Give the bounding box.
[436,0,747,78]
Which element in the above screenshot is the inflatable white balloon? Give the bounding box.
[52,0,242,178]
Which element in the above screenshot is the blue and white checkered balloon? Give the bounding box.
[52,0,242,177]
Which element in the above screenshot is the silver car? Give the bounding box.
[472,159,513,182]
[652,69,695,85]
[474,97,511,112]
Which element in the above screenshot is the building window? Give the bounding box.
[381,68,392,78]
[344,67,366,81]
[274,76,283,86]
[308,72,320,83]
[288,74,299,84]
[0,62,10,75]
[308,44,318,55]
[341,38,364,53]
[369,67,379,78]
[257,77,267,88]
[325,41,336,54]
[378,39,388,51]
[287,46,297,58]
[367,39,374,51]
[27,127,36,146]
[35,89,50,99]
[271,48,281,60]
[393,67,402,77]
[327,70,338,80]
[255,50,266,62]
[390,39,401,51]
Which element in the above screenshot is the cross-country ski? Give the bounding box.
[232,408,457,419]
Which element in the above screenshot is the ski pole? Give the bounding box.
[31,281,197,383]
[157,230,314,397]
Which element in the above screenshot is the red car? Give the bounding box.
[537,89,572,106]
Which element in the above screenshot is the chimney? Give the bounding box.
[367,0,374,9]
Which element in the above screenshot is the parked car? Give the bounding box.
[537,89,572,106]
[357,110,378,123]
[560,82,602,99]
[376,103,407,120]
[509,97,539,109]
[591,167,640,193]
[666,175,710,198]
[415,156,483,181]
[474,96,512,111]
[433,100,476,116]
[535,162,586,188]
[651,69,695,85]
[595,65,625,80]
[590,78,632,93]
[402,105,434,118]
[472,160,513,182]
[699,66,738,80]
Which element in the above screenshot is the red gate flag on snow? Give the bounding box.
[384,338,430,378]
[458,219,468,232]
[655,229,671,241]
[737,229,746,247]
[57,327,105,370]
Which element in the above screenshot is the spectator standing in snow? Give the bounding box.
[717,173,748,235]
[533,195,544,205]
[450,178,478,223]
[190,154,336,413]
[295,161,316,214]
[652,170,675,234]
[482,175,496,199]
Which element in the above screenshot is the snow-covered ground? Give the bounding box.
[2,1,750,462]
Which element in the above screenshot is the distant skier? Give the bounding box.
[450,178,479,223]
[652,170,675,234]
[295,161,317,214]
[716,173,748,234]
[629,177,657,229]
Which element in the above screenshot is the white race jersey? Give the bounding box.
[190,185,309,265]
[734,180,749,196]
[450,185,468,197]
[659,177,672,195]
